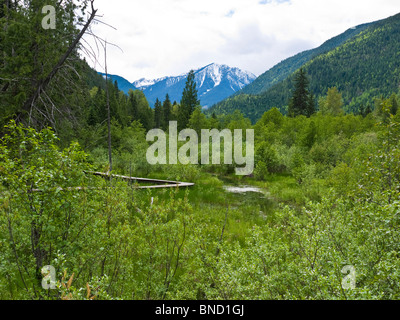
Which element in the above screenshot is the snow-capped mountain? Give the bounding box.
[190,64,256,108]
[100,63,256,108]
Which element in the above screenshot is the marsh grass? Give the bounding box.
[131,169,321,247]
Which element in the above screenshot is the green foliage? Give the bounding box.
[2,107,400,300]
[319,87,344,116]
[220,110,252,131]
[188,107,210,136]
[257,107,284,127]
[0,121,103,298]
[254,141,279,180]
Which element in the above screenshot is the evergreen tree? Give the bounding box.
[107,79,120,123]
[389,93,399,115]
[288,68,315,117]
[0,0,97,130]
[307,93,316,118]
[209,112,220,129]
[132,90,154,131]
[178,70,200,130]
[162,94,172,130]
[87,87,107,125]
[117,90,130,127]
[128,89,139,122]
[154,98,162,128]
[114,80,120,99]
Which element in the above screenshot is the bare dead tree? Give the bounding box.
[104,40,112,177]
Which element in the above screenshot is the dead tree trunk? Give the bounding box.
[104,40,113,176]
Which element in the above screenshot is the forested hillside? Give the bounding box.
[236,21,372,96]
[210,13,400,122]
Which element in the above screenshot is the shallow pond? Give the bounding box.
[222,183,275,218]
[223,185,266,195]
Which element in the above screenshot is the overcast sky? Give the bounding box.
[83,0,400,82]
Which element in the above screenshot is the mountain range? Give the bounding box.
[209,13,400,122]
[99,12,400,123]
[99,63,256,108]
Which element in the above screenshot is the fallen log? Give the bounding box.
[89,171,195,189]
[0,172,195,195]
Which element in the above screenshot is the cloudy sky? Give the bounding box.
[83,0,400,82]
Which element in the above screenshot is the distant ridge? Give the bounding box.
[236,21,373,96]
[209,13,400,122]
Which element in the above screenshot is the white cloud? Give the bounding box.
[83,0,400,81]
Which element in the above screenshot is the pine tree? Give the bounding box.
[128,90,139,122]
[178,70,200,130]
[89,87,107,125]
[306,93,316,118]
[114,80,120,99]
[154,98,162,128]
[133,90,154,131]
[107,79,120,123]
[162,94,172,130]
[288,68,315,117]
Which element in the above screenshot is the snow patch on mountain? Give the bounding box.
[101,63,256,108]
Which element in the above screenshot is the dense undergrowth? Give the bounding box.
[1,97,399,299]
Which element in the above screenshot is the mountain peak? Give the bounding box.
[193,63,256,100]
[101,64,256,108]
